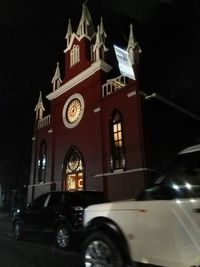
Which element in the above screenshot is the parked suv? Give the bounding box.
[12,190,107,249]
[83,144,200,267]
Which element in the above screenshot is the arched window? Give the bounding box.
[110,110,126,170]
[70,44,80,66]
[63,146,84,191]
[37,140,47,182]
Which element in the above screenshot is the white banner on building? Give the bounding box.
[114,45,136,80]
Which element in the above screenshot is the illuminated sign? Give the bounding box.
[114,45,135,80]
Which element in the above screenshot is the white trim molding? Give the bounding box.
[94,167,155,177]
[93,107,101,113]
[28,181,55,187]
[47,60,112,101]
[127,91,137,98]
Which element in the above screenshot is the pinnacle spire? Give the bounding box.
[127,24,142,65]
[76,3,95,38]
[65,18,73,48]
[34,91,45,120]
[127,24,136,50]
[93,17,108,61]
[100,17,107,42]
[94,25,101,47]
[51,62,62,91]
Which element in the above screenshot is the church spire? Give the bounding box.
[65,18,73,48]
[76,3,95,38]
[51,62,62,91]
[34,91,45,120]
[93,20,108,61]
[126,24,142,65]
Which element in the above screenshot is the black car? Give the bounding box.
[12,190,107,249]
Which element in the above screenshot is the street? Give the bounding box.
[0,234,83,267]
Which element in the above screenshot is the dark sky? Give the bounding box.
[0,0,199,173]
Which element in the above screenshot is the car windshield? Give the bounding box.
[138,150,200,200]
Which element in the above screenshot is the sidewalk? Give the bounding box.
[0,212,12,236]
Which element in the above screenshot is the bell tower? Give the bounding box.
[63,4,96,83]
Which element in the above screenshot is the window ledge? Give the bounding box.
[113,169,124,173]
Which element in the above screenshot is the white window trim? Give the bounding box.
[70,44,80,67]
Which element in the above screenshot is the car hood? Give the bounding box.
[85,198,137,212]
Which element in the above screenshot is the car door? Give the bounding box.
[41,192,64,233]
[23,193,50,232]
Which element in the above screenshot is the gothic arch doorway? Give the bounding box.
[63,146,84,191]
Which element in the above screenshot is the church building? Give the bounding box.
[28,4,200,203]
[28,4,151,202]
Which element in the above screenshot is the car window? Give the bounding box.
[47,192,71,207]
[83,192,106,204]
[70,191,106,204]
[31,194,49,209]
[47,193,61,207]
[139,151,200,200]
[157,151,200,186]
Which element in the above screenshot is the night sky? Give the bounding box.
[0,0,199,186]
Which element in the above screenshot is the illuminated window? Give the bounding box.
[37,140,47,183]
[70,44,80,66]
[110,110,126,170]
[63,146,84,191]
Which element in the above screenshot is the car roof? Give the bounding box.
[35,190,105,199]
[45,190,105,198]
[50,190,104,194]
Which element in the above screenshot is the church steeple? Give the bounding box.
[65,18,73,48]
[34,91,45,120]
[61,3,112,84]
[76,3,95,38]
[127,24,142,66]
[51,62,62,91]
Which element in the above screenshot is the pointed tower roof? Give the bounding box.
[127,24,136,50]
[93,24,108,52]
[34,91,45,120]
[76,3,95,38]
[94,25,101,47]
[127,24,142,65]
[51,62,62,91]
[93,17,108,49]
[65,18,73,48]
[92,16,109,62]
[51,62,62,83]
[100,17,107,40]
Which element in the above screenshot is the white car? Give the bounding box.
[83,144,200,267]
